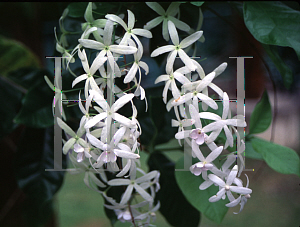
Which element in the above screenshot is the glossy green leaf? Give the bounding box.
[245,140,263,160]
[14,78,54,128]
[249,90,272,134]
[263,44,293,90]
[148,152,201,227]
[243,1,300,60]
[251,137,300,177]
[0,36,40,77]
[191,2,204,7]
[15,127,67,226]
[175,156,228,224]
[0,77,23,139]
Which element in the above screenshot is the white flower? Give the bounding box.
[73,143,92,162]
[144,2,190,41]
[226,174,251,214]
[151,21,203,73]
[84,91,136,132]
[154,66,190,103]
[106,10,152,46]
[207,165,252,203]
[107,170,159,205]
[86,127,140,169]
[172,71,218,110]
[200,92,247,147]
[175,104,211,145]
[190,140,223,180]
[79,20,137,71]
[56,118,86,154]
[71,49,107,99]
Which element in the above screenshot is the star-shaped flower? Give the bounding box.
[207,165,252,203]
[144,2,190,41]
[151,21,203,73]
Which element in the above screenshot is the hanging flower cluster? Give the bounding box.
[55,3,160,226]
[54,2,253,226]
[148,2,252,215]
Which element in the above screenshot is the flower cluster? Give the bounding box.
[55,3,160,226]
[54,2,253,226]
[149,2,252,214]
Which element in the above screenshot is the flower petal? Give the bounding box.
[168,20,179,46]
[134,183,153,203]
[208,174,226,187]
[206,146,223,163]
[78,39,105,50]
[109,45,137,55]
[151,45,175,57]
[180,31,203,49]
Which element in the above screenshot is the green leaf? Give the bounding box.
[14,76,54,128]
[14,127,67,226]
[67,2,89,18]
[243,1,300,60]
[191,2,204,7]
[175,156,228,224]
[251,137,300,177]
[148,152,201,227]
[262,44,293,90]
[0,36,40,77]
[0,77,23,139]
[249,90,272,134]
[245,140,263,160]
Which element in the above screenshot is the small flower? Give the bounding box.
[200,92,247,147]
[190,140,223,180]
[106,9,152,46]
[207,165,252,203]
[151,21,203,73]
[107,170,159,205]
[72,49,107,99]
[144,2,190,41]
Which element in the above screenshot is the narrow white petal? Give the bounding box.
[169,16,190,31]
[136,170,158,184]
[180,31,203,49]
[226,165,238,185]
[86,133,104,149]
[197,93,218,110]
[114,149,140,159]
[168,20,179,46]
[109,45,137,55]
[63,138,76,154]
[57,118,76,137]
[151,45,175,57]
[146,2,165,15]
[85,112,107,129]
[112,93,134,111]
[105,14,127,30]
[178,49,196,71]
[90,55,107,76]
[132,28,152,38]
[189,104,202,129]
[166,50,177,74]
[199,112,221,121]
[72,74,88,87]
[108,178,131,186]
[209,188,225,202]
[230,186,252,195]
[144,16,163,30]
[191,140,205,161]
[138,61,149,74]
[208,174,226,187]
[134,184,153,202]
[206,146,223,163]
[124,63,138,83]
[78,39,104,50]
[222,92,230,119]
[113,113,135,127]
[163,80,171,103]
[199,180,214,190]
